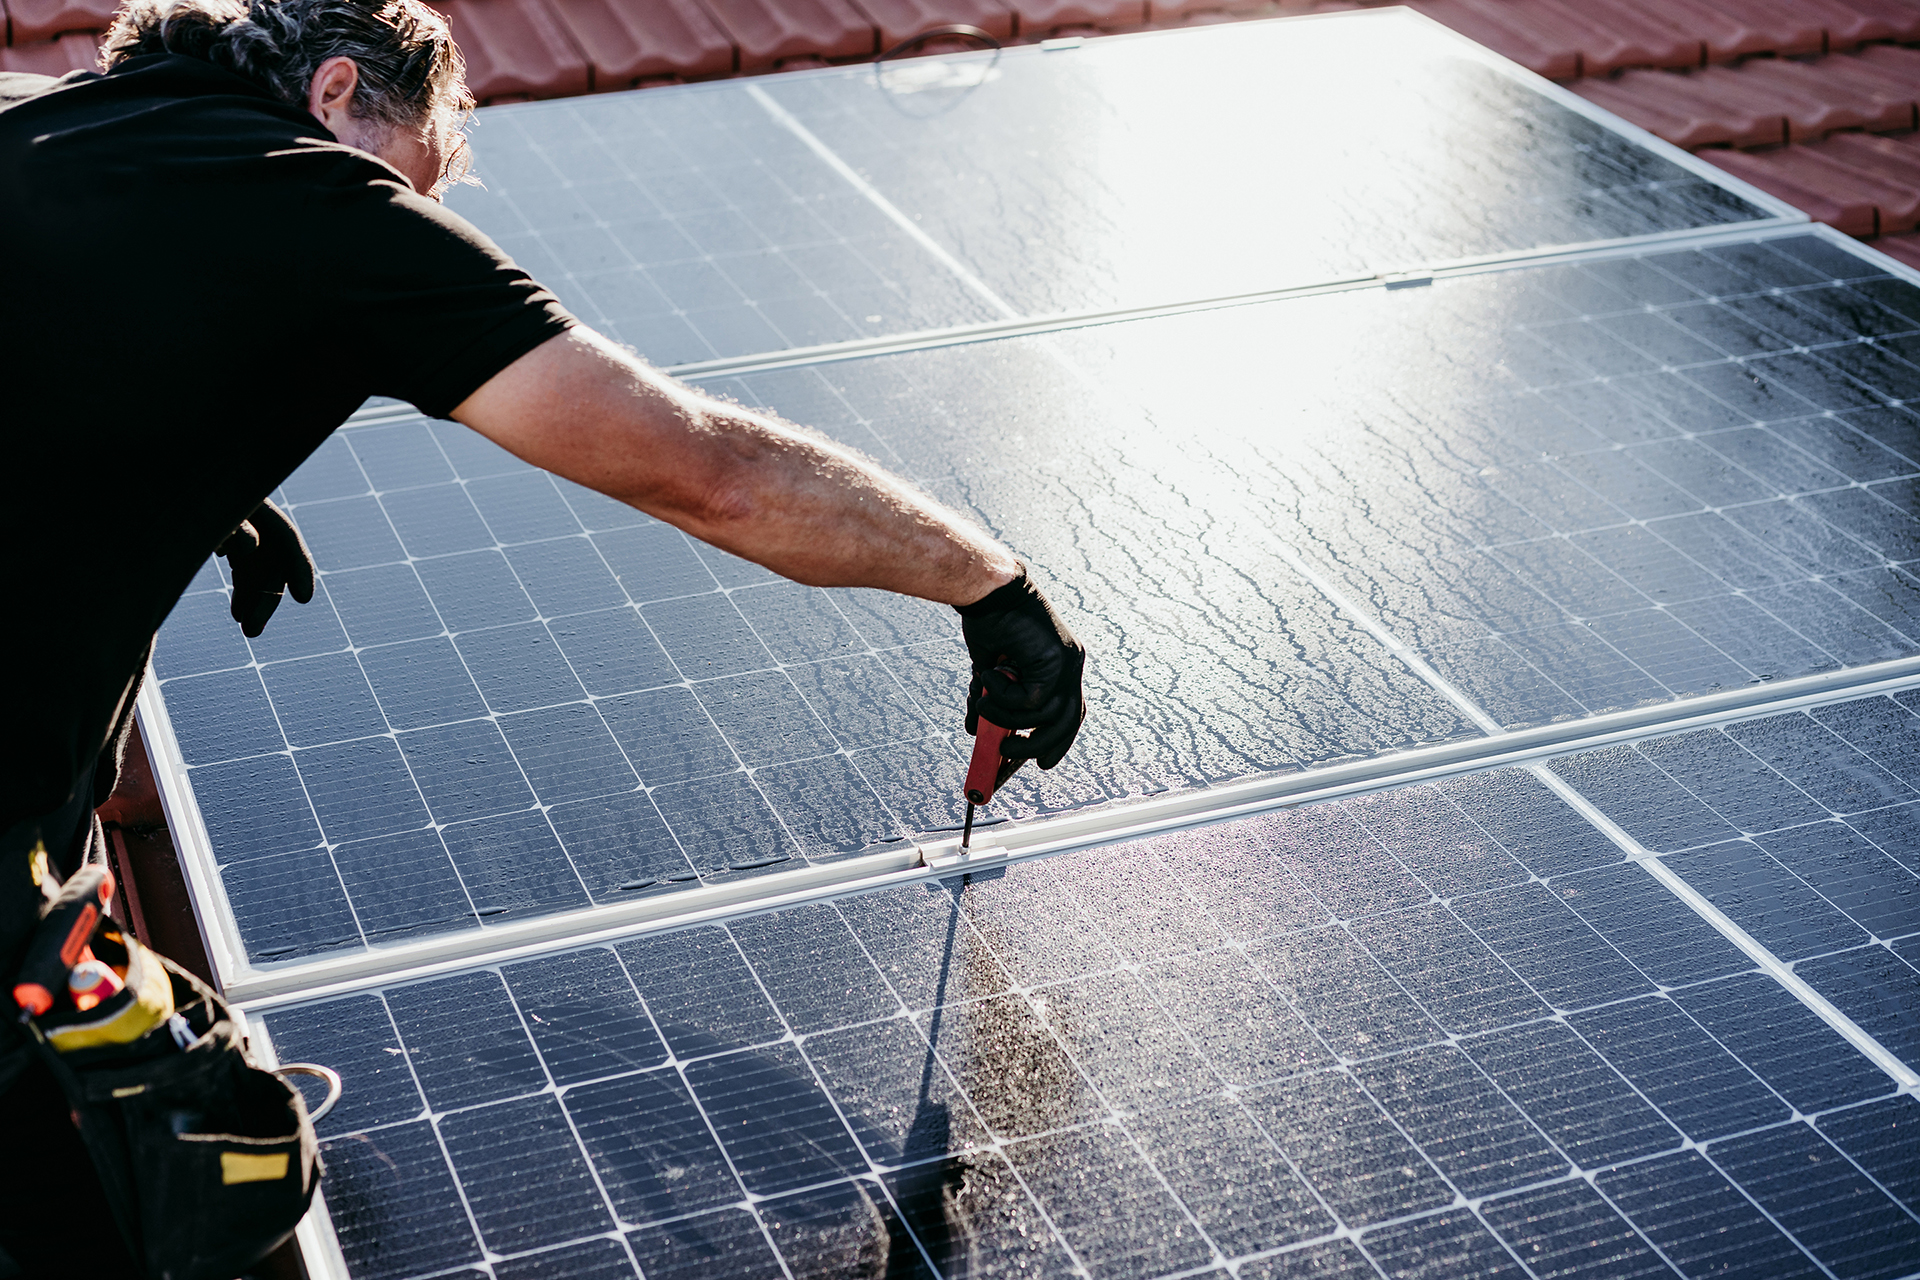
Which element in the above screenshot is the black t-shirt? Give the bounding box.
[0,55,574,891]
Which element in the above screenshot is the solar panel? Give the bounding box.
[442,11,1782,368]
[256,702,1918,1280]
[1042,233,1920,728]
[149,230,1920,968]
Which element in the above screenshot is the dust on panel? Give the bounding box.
[151,343,1473,966]
[1549,689,1920,1084]
[444,84,1001,369]
[761,14,1772,319]
[1054,233,1920,730]
[263,762,1909,1280]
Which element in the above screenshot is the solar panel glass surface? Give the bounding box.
[261,708,1917,1280]
[442,13,1774,369]
[1050,234,1920,728]
[151,232,1920,966]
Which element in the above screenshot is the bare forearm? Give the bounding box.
[454,328,1017,606]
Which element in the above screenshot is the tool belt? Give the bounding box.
[19,922,334,1280]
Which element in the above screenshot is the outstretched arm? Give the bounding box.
[455,324,1087,769]
[453,326,1018,607]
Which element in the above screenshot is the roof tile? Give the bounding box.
[1829,0,1920,45]
[1572,68,1787,149]
[1869,229,1920,271]
[547,0,734,86]
[854,0,1016,45]
[1416,0,1582,78]
[1819,131,1920,230]
[0,29,96,73]
[1796,0,1911,49]
[1542,0,1701,74]
[1739,52,1920,138]
[1686,0,1825,62]
[1700,139,1920,236]
[4,0,114,45]
[1001,0,1146,35]
[699,0,877,69]
[428,0,591,99]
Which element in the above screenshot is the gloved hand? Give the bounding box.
[216,500,315,638]
[955,564,1086,769]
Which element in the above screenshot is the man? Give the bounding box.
[0,0,1085,1272]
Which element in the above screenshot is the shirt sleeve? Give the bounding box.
[296,145,577,419]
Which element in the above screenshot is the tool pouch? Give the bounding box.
[23,937,324,1280]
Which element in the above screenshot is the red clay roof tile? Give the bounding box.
[1829,0,1920,45]
[1794,0,1909,49]
[428,0,591,100]
[1701,140,1915,236]
[4,0,113,45]
[1819,130,1920,230]
[1001,0,1145,34]
[0,29,96,73]
[1415,0,1582,79]
[698,0,877,69]
[547,0,734,86]
[1693,0,1826,61]
[1739,52,1919,138]
[853,0,1016,45]
[1572,68,1787,149]
[1870,229,1920,270]
[1545,0,1701,74]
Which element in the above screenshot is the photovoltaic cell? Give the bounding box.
[1552,693,1920,1089]
[261,746,1907,1280]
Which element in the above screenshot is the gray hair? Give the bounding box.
[102,0,473,183]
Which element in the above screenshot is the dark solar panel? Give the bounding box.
[1547,693,1920,1069]
[260,745,1912,1280]
[152,231,1920,966]
[155,369,1478,964]
[755,16,1771,319]
[1045,235,1920,730]
[440,14,1776,370]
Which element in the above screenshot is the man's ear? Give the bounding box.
[306,55,360,136]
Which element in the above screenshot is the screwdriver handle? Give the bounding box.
[12,865,113,1018]
[964,719,1012,806]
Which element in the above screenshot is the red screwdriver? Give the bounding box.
[961,716,1023,849]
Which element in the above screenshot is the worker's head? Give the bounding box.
[102,0,473,198]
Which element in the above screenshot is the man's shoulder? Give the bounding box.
[3,54,316,146]
[0,70,61,110]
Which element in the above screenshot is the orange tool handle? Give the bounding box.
[11,866,112,1018]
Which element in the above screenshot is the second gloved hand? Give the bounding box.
[955,564,1087,769]
[217,500,315,638]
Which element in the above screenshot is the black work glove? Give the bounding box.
[955,564,1087,769]
[216,500,315,638]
